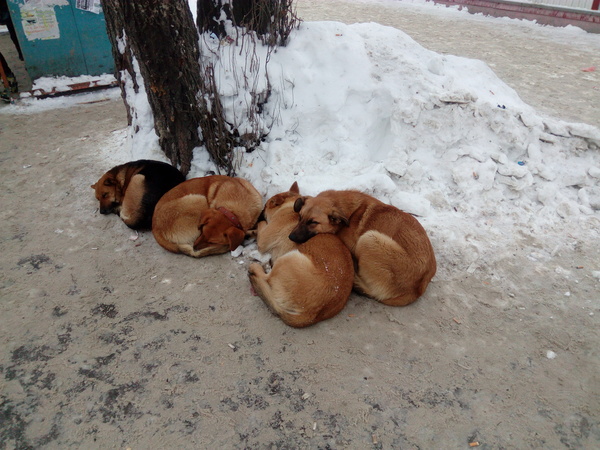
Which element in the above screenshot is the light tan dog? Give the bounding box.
[91,160,185,229]
[248,183,354,328]
[152,175,263,258]
[289,190,436,306]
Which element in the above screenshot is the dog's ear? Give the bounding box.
[103,178,116,187]
[226,227,246,251]
[289,181,299,194]
[329,209,349,227]
[293,196,306,213]
[91,183,96,189]
[268,197,283,209]
[198,209,216,229]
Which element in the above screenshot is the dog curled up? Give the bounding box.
[289,190,436,307]
[91,160,185,229]
[152,175,263,258]
[248,182,354,328]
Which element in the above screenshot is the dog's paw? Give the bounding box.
[247,262,262,277]
[247,263,264,296]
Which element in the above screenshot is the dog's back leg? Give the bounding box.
[120,174,146,229]
[248,253,318,328]
[353,231,421,306]
[152,194,208,255]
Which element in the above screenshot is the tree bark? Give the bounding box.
[103,0,203,175]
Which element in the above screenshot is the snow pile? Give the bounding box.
[193,20,600,279]
[255,22,599,210]
[194,22,600,222]
[199,31,272,146]
[114,34,161,161]
[21,73,117,95]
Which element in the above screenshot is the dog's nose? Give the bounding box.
[288,231,304,243]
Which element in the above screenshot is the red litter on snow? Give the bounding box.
[581,67,596,72]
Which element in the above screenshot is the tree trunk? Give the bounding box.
[103,0,203,175]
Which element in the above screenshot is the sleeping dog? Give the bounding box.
[91,159,185,229]
[290,190,436,306]
[248,183,354,327]
[152,175,263,258]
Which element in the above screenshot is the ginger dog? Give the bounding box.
[248,182,354,328]
[91,160,185,229]
[289,190,436,306]
[152,175,262,258]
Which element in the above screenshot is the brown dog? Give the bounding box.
[152,175,263,258]
[91,160,185,229]
[289,190,436,306]
[248,183,354,328]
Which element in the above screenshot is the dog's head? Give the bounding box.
[263,182,300,222]
[193,208,246,254]
[91,171,123,215]
[288,195,349,243]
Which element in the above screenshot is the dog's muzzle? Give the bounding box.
[288,229,312,244]
[100,202,120,215]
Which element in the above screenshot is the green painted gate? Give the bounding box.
[7,0,114,80]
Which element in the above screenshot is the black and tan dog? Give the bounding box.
[289,190,436,307]
[248,183,354,328]
[91,159,185,229]
[152,175,263,258]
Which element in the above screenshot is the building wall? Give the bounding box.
[526,0,593,10]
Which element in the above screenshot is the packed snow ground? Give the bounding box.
[2,0,599,284]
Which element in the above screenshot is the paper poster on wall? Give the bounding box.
[75,0,102,14]
[20,6,60,41]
